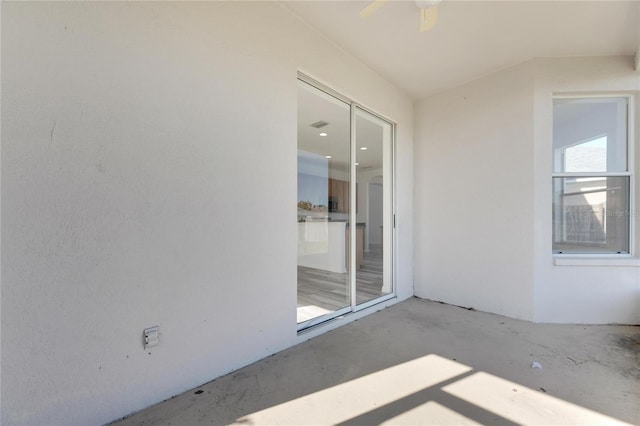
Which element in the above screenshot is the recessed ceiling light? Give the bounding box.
[319,132,328,137]
[325,155,332,159]
[355,162,359,166]
[360,146,367,150]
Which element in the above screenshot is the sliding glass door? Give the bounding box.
[297,77,394,329]
[353,107,394,307]
[297,80,352,324]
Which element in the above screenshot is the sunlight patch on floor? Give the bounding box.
[234,354,631,426]
[442,371,631,426]
[296,305,333,323]
[234,354,472,425]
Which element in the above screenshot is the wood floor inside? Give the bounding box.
[297,245,388,323]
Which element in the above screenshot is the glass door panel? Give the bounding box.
[297,80,351,326]
[354,107,393,306]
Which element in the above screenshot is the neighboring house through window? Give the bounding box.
[552,97,632,254]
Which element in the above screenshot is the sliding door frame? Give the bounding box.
[297,73,396,331]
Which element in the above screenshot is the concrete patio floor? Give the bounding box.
[113,298,639,425]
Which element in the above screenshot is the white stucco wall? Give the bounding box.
[0,2,413,425]
[414,62,537,321]
[414,56,640,325]
[532,56,640,324]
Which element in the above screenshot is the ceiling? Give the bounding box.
[282,0,640,100]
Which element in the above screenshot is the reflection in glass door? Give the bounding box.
[297,76,394,329]
[297,80,351,326]
[353,108,393,307]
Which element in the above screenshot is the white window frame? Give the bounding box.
[552,94,635,258]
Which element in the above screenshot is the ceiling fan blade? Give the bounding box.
[419,6,438,31]
[360,0,389,19]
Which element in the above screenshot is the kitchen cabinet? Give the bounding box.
[297,222,365,273]
[328,178,355,213]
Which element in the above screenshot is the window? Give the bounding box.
[552,97,632,254]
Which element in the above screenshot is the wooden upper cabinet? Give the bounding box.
[328,178,349,213]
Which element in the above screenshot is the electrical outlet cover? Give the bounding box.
[143,326,159,349]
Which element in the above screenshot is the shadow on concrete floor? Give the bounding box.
[112,297,639,425]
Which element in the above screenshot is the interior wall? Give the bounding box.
[414,62,536,321]
[532,56,640,324]
[0,2,414,425]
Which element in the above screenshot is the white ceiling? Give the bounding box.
[282,0,640,100]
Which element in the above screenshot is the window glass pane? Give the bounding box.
[563,136,607,172]
[553,98,627,173]
[552,176,630,254]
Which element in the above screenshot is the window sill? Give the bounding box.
[553,256,640,267]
